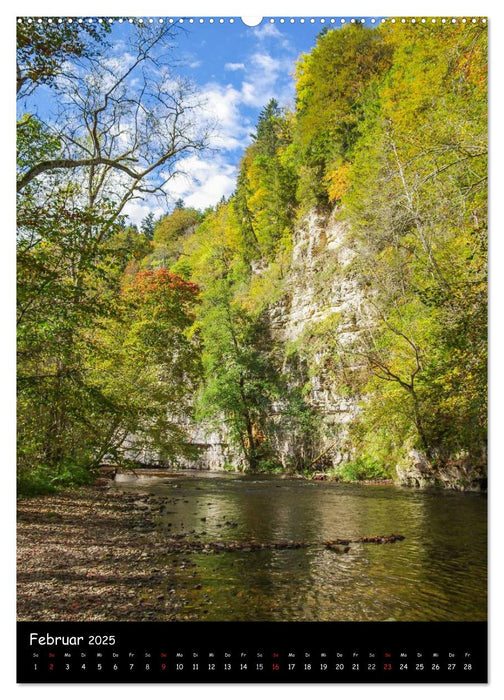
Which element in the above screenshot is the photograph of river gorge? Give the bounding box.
[17,15,487,625]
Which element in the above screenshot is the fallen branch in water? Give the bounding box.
[157,539,310,553]
[324,534,405,546]
[156,534,406,554]
[356,534,405,544]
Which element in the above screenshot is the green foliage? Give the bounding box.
[90,269,202,465]
[293,24,393,207]
[196,277,281,470]
[16,23,208,493]
[155,207,203,246]
[141,212,156,240]
[337,22,487,465]
[17,181,125,481]
[254,459,284,474]
[222,462,237,472]
[146,207,203,269]
[169,201,287,470]
[107,226,153,269]
[17,114,61,174]
[17,18,110,96]
[17,20,487,489]
[17,462,92,496]
[333,458,390,483]
[234,99,297,262]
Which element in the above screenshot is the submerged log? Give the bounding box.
[356,534,405,544]
[324,534,405,547]
[158,535,405,555]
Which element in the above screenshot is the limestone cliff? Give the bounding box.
[133,206,485,491]
[176,206,364,473]
[264,207,363,470]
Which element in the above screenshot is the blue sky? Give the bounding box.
[113,18,341,222]
[19,17,378,224]
[151,19,324,215]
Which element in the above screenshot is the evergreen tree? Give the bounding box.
[141,212,156,239]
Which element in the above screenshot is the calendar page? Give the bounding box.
[16,14,488,684]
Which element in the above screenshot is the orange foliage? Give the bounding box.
[125,269,200,317]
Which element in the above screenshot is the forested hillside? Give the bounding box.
[17,21,487,492]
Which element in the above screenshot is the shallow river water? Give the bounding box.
[114,471,486,622]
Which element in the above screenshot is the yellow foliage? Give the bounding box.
[325,163,352,201]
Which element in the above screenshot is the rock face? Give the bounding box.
[264,207,363,469]
[122,420,243,472]
[268,208,358,343]
[178,207,364,473]
[175,422,244,472]
[396,449,487,492]
[126,207,486,491]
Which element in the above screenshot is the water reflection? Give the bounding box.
[114,473,487,621]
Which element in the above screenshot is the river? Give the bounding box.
[113,471,487,622]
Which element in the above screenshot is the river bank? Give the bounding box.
[17,482,395,622]
[17,487,196,622]
[18,473,487,622]
[102,462,485,492]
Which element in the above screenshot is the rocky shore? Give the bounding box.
[17,484,408,622]
[17,487,192,622]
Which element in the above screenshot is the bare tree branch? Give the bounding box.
[17,23,211,223]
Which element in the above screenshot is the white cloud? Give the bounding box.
[163,154,238,211]
[252,23,283,41]
[252,23,293,51]
[123,200,165,228]
[99,53,136,89]
[198,51,294,127]
[251,52,280,72]
[240,52,295,108]
[196,82,251,151]
[225,62,246,71]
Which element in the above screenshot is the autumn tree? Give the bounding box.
[89,270,202,466]
[16,16,110,97]
[333,22,487,466]
[17,19,209,491]
[293,24,392,207]
[144,206,203,270]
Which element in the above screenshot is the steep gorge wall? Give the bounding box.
[176,207,365,473]
[266,208,486,491]
[129,206,486,491]
[265,208,363,470]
